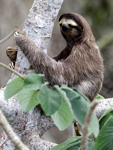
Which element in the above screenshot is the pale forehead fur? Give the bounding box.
[59,18,78,26]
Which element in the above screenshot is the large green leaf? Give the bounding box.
[61,86,99,137]
[51,137,81,150]
[51,137,94,150]
[95,116,113,150]
[99,109,113,130]
[67,139,94,150]
[51,91,73,131]
[23,73,44,90]
[5,77,25,100]
[38,85,62,116]
[73,87,90,103]
[17,89,39,112]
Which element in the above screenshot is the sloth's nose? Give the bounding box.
[62,24,70,31]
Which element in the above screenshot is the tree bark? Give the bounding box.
[0,0,63,149]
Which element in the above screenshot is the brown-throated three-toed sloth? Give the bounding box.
[14,13,104,101]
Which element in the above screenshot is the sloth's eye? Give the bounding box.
[74,26,82,31]
[69,24,82,31]
[69,24,75,28]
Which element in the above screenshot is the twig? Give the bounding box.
[81,100,99,150]
[0,30,15,44]
[97,31,113,50]
[0,62,25,80]
[0,109,30,150]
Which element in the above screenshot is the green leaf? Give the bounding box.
[73,87,90,103]
[5,77,25,100]
[17,89,39,112]
[95,116,113,150]
[99,109,113,130]
[38,85,62,116]
[23,73,44,90]
[51,91,73,131]
[51,137,81,150]
[95,94,104,100]
[19,31,25,34]
[68,139,94,150]
[51,137,94,150]
[61,86,99,137]
[87,140,95,150]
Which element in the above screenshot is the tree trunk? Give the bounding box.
[0,0,63,149]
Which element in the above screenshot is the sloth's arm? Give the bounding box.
[14,32,73,86]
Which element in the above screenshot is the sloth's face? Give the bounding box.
[59,18,82,37]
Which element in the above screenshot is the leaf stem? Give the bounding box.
[81,100,99,150]
[0,62,25,80]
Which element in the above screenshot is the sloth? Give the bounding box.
[13,13,104,101]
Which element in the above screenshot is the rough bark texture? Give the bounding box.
[95,98,113,118]
[0,0,63,149]
[16,0,64,74]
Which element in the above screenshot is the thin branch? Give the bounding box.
[97,31,113,50]
[0,30,15,44]
[0,109,30,150]
[0,62,25,80]
[81,100,99,150]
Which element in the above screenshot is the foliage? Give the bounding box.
[5,74,98,133]
[95,94,104,100]
[52,109,113,150]
[5,73,113,150]
[51,137,94,150]
[95,110,113,150]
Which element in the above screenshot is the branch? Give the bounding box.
[0,62,25,80]
[0,0,64,149]
[0,27,19,44]
[0,30,14,44]
[0,88,57,150]
[0,109,30,150]
[95,98,113,118]
[81,100,99,150]
[97,31,113,50]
